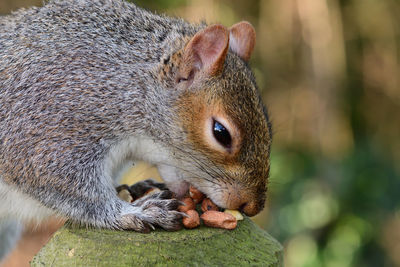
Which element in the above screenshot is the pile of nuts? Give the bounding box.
[117,184,243,230]
[179,186,243,230]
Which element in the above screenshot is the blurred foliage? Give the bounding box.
[1,0,400,266]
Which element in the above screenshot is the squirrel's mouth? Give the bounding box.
[179,181,228,209]
[184,181,265,217]
[175,182,263,217]
[157,163,265,216]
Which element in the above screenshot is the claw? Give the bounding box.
[180,211,189,218]
[158,190,173,199]
[148,222,155,231]
[167,199,181,210]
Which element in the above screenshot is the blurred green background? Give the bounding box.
[2,0,400,266]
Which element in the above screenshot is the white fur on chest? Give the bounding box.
[103,136,187,196]
[0,180,54,224]
[103,136,172,184]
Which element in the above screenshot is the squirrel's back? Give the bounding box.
[0,0,203,191]
[0,0,200,66]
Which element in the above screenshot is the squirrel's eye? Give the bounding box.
[213,120,232,149]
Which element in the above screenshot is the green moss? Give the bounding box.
[31,217,282,266]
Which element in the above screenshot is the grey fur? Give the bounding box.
[0,0,271,245]
[0,0,198,231]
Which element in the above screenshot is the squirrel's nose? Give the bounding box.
[238,200,260,217]
[225,193,264,216]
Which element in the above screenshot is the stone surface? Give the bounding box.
[31,217,283,266]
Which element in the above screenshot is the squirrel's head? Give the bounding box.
[158,22,271,217]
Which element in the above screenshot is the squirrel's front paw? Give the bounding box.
[119,190,184,232]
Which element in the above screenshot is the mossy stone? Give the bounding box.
[31,217,283,266]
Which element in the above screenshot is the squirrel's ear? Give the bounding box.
[229,21,256,61]
[180,24,229,79]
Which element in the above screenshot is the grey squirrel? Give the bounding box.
[0,0,272,237]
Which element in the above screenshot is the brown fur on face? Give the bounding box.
[176,91,242,165]
[174,52,272,215]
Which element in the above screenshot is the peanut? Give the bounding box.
[224,209,244,221]
[200,210,237,230]
[178,197,195,212]
[189,186,205,204]
[118,189,133,203]
[201,198,219,212]
[182,210,200,229]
